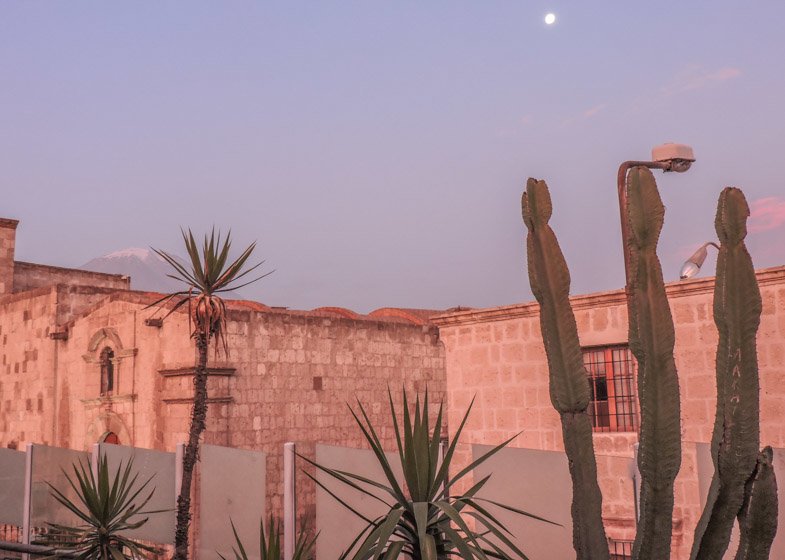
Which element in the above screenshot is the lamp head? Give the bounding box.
[679,241,719,280]
[652,143,695,173]
[679,260,701,280]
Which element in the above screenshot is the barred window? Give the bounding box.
[583,345,637,433]
[609,539,633,559]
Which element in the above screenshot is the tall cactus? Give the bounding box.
[690,187,769,559]
[522,178,609,560]
[625,167,682,560]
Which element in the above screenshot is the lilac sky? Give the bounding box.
[3,2,785,312]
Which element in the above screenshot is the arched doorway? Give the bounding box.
[99,431,120,445]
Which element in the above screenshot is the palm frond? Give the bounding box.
[218,515,316,560]
[149,228,270,353]
[36,453,164,560]
[311,388,551,560]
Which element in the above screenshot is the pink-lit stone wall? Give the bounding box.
[0,219,18,297]
[0,288,57,447]
[434,266,785,559]
[13,261,130,293]
[1,289,445,525]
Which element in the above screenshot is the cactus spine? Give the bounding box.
[625,167,682,560]
[522,178,609,560]
[690,187,771,559]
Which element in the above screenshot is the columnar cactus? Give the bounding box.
[625,167,682,560]
[522,178,609,560]
[690,187,773,560]
[522,172,777,560]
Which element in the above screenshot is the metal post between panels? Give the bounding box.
[21,443,32,560]
[283,442,296,560]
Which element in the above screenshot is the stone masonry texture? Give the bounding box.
[3,213,785,560]
[0,218,446,550]
[433,266,785,560]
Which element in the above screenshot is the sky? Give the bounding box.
[3,2,785,312]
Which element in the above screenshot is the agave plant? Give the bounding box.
[218,515,317,560]
[304,389,553,560]
[151,228,270,560]
[36,454,162,559]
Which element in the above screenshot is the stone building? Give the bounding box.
[0,217,446,521]
[433,265,785,559]
[4,212,785,559]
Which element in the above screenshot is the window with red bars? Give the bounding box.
[609,539,634,559]
[582,345,638,433]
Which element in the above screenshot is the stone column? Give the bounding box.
[0,218,19,296]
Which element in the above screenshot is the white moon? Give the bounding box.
[544,13,556,25]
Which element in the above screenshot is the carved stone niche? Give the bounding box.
[81,326,138,405]
[84,409,133,449]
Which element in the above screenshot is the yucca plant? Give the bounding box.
[218,515,317,560]
[151,228,270,560]
[36,454,162,559]
[303,389,553,560]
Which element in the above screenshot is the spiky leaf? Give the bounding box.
[36,454,163,559]
[305,388,551,559]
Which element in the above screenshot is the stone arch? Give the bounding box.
[87,327,124,353]
[98,431,120,445]
[82,327,137,396]
[85,411,132,449]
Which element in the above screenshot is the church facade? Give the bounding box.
[0,217,446,520]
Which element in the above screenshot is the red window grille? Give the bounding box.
[583,345,638,433]
[609,539,634,559]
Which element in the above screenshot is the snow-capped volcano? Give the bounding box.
[80,248,244,298]
[101,248,156,260]
[80,248,184,292]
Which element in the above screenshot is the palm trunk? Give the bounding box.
[174,333,209,560]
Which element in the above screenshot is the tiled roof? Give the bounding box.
[59,288,445,327]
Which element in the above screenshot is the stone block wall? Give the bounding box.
[0,219,18,297]
[0,287,58,448]
[434,266,785,560]
[13,261,130,293]
[17,293,446,529]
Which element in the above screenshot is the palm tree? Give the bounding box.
[151,229,269,560]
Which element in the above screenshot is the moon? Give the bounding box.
[544,13,556,25]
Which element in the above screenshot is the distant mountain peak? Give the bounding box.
[102,247,159,260]
[80,247,242,299]
[81,247,181,293]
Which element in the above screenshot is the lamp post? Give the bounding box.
[617,143,696,288]
[679,241,719,279]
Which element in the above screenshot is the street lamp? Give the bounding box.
[617,143,696,287]
[679,242,719,280]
